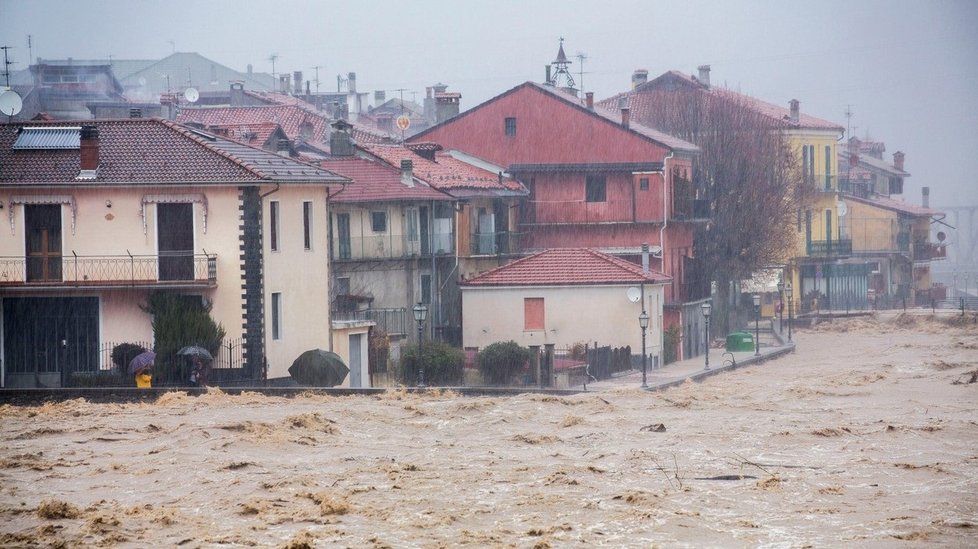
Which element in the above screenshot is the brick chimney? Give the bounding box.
[293,71,303,95]
[435,90,460,123]
[893,151,905,171]
[621,107,630,129]
[374,90,386,108]
[329,120,354,156]
[789,99,800,124]
[697,65,711,88]
[401,159,414,187]
[585,92,594,110]
[80,125,99,171]
[631,69,648,89]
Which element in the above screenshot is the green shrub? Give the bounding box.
[478,341,531,385]
[141,292,225,384]
[398,340,464,386]
[111,343,147,377]
[663,324,681,365]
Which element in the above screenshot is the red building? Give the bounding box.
[409,81,704,307]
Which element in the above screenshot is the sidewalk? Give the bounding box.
[578,326,795,392]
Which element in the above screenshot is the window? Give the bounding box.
[270,201,280,251]
[271,292,282,340]
[371,211,387,233]
[585,175,607,203]
[639,177,649,191]
[421,273,431,304]
[524,298,544,331]
[303,201,313,250]
[336,277,351,295]
[504,117,516,137]
[825,145,832,190]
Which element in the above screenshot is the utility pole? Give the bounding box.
[1,46,13,87]
[268,53,279,86]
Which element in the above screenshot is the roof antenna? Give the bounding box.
[575,51,588,93]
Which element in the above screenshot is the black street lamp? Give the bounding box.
[786,283,793,342]
[777,280,785,335]
[752,294,761,356]
[638,310,649,388]
[701,302,711,370]
[413,302,428,387]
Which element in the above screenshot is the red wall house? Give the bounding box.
[410,81,703,305]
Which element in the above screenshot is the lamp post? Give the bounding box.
[752,294,761,356]
[777,281,785,335]
[786,283,793,342]
[701,301,712,370]
[638,310,649,388]
[413,302,428,387]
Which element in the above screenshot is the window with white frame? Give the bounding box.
[270,200,280,251]
[302,201,313,250]
[271,292,282,340]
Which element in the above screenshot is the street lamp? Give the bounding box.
[777,281,785,335]
[786,283,793,342]
[752,294,761,356]
[413,302,428,387]
[638,310,649,388]
[701,302,712,370]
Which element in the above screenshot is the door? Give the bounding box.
[477,208,495,254]
[157,203,194,281]
[337,213,351,259]
[25,204,62,282]
[419,206,430,256]
[348,333,363,388]
[2,297,99,388]
[405,207,420,255]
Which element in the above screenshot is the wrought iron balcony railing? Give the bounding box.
[331,307,410,336]
[0,252,217,288]
[807,239,853,256]
[468,231,523,256]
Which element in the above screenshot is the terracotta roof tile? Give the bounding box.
[321,157,451,203]
[360,144,527,195]
[847,195,942,217]
[461,248,670,287]
[0,118,348,186]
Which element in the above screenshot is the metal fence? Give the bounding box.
[0,253,217,286]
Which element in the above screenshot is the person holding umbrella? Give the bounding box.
[179,346,213,387]
[128,351,156,388]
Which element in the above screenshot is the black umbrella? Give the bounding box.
[128,351,156,374]
[288,349,350,387]
[177,345,213,361]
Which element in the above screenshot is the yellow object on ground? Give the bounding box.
[135,373,152,388]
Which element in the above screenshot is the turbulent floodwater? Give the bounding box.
[1,314,976,547]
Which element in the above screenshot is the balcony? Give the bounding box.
[468,231,522,256]
[334,233,454,261]
[0,253,217,290]
[913,241,947,261]
[332,307,409,336]
[806,174,838,193]
[807,239,853,256]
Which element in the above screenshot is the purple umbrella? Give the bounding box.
[128,351,156,374]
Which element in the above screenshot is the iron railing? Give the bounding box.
[334,233,454,261]
[467,231,523,256]
[332,307,410,336]
[0,253,217,287]
[807,239,853,256]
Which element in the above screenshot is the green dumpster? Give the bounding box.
[725,332,754,352]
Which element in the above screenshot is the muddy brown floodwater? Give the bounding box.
[1,314,977,548]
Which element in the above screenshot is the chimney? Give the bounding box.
[545,65,552,85]
[230,82,244,106]
[585,92,594,109]
[789,99,800,124]
[401,159,414,187]
[697,65,711,88]
[435,91,460,123]
[247,64,253,75]
[79,125,99,171]
[329,120,354,156]
[848,137,860,166]
[893,151,905,171]
[641,242,650,274]
[279,74,290,94]
[631,69,648,89]
[374,90,386,108]
[922,186,929,208]
[293,71,303,95]
[621,107,630,129]
[347,72,356,93]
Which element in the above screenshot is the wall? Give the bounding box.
[461,283,666,360]
[331,321,372,388]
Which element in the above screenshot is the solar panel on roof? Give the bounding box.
[13,127,81,149]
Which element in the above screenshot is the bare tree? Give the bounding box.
[637,89,805,335]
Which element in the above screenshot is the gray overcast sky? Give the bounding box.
[2,0,976,207]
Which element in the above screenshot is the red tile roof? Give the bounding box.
[0,119,348,186]
[177,104,332,144]
[360,144,527,195]
[461,248,670,287]
[847,195,942,217]
[321,157,451,203]
[603,70,844,132]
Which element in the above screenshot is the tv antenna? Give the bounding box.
[268,53,279,82]
[1,45,14,88]
[575,51,588,92]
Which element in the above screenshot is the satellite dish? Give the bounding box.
[0,89,23,116]
[836,200,848,217]
[626,287,642,303]
[184,87,199,103]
